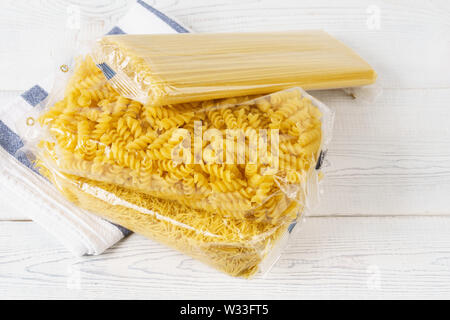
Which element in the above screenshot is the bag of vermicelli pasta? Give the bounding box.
[93,31,376,106]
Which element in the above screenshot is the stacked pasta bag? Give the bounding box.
[17,31,373,277]
[94,31,376,105]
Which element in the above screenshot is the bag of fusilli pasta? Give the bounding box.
[19,54,334,278]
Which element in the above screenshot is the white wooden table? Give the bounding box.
[1,0,450,299]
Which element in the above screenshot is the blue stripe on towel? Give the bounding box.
[21,85,48,107]
[106,26,126,35]
[2,1,192,239]
[137,0,189,33]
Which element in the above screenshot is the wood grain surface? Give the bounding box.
[2,217,450,299]
[0,0,449,299]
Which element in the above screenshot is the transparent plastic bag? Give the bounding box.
[92,31,377,106]
[20,54,334,278]
[37,166,296,277]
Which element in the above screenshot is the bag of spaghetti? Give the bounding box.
[35,163,300,277]
[19,55,334,277]
[93,31,376,106]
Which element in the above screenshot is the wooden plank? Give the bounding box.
[1,217,450,299]
[0,0,449,90]
[311,88,450,216]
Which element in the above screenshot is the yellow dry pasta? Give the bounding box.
[35,56,328,226]
[94,30,376,106]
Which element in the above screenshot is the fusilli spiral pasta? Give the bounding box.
[36,56,324,224]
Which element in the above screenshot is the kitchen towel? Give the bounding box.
[0,0,190,256]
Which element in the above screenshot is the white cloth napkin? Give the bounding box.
[0,0,190,256]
